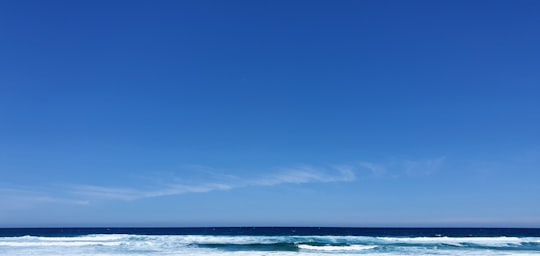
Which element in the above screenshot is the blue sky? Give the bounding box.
[0,0,539,227]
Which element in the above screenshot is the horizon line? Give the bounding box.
[2,226,540,229]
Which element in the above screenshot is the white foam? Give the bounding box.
[0,234,130,247]
[0,234,538,256]
[298,244,377,251]
[37,234,128,241]
[166,235,284,244]
[0,241,122,247]
[376,236,533,247]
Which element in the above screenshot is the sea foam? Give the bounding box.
[0,233,539,256]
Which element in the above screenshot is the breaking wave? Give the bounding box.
[0,234,539,255]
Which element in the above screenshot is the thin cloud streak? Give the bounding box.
[0,187,89,211]
[4,157,443,205]
[252,166,355,186]
[357,156,446,178]
[358,162,387,177]
[404,156,446,177]
[71,165,357,202]
[71,183,235,201]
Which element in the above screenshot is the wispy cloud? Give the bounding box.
[2,157,444,206]
[404,156,446,176]
[358,162,387,177]
[70,165,356,202]
[253,166,355,186]
[357,156,446,178]
[0,187,89,211]
[72,183,234,201]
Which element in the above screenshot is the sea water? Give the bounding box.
[1,227,539,255]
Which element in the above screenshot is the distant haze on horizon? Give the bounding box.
[1,0,539,227]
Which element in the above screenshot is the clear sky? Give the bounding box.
[1,0,539,228]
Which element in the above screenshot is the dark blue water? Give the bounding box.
[1,227,539,237]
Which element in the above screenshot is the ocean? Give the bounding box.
[1,227,539,255]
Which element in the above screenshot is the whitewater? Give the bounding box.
[1,233,540,255]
